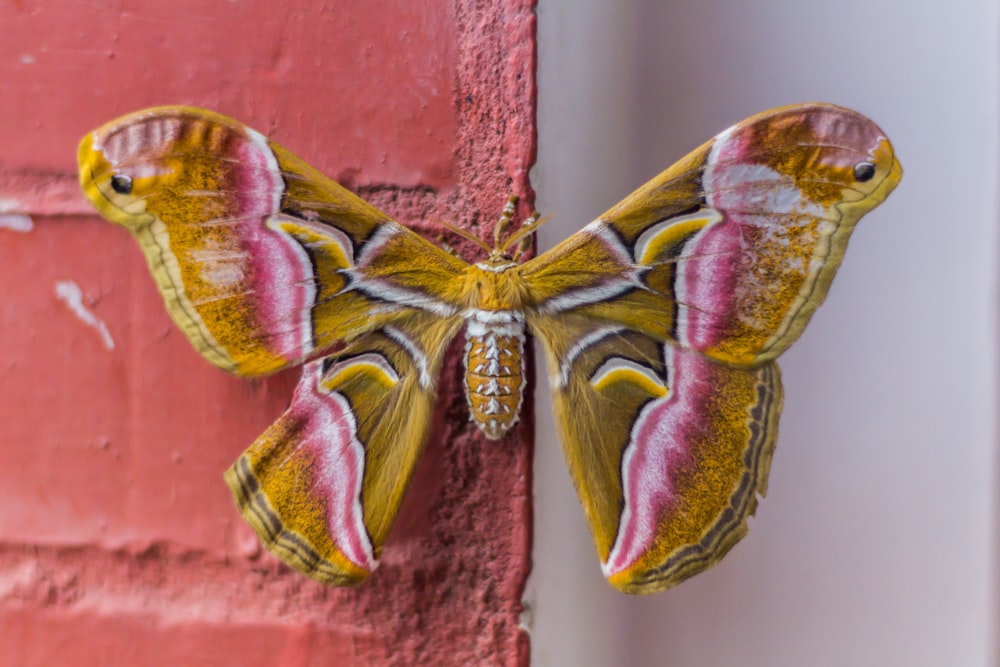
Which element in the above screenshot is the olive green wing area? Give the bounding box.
[532,316,782,594]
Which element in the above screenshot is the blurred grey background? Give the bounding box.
[532,1,997,665]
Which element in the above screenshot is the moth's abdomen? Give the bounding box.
[464,319,525,440]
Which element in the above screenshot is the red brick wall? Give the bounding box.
[0,2,536,664]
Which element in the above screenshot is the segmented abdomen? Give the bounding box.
[464,321,525,440]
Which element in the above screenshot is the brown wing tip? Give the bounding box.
[224,456,373,587]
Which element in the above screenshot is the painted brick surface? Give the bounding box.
[0,1,535,664]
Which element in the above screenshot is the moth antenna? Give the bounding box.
[511,235,533,262]
[430,217,491,252]
[509,210,541,261]
[501,212,551,254]
[493,194,519,249]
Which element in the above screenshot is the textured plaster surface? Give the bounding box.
[0,1,536,665]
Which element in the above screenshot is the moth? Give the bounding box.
[78,103,900,594]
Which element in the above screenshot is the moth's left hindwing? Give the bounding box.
[526,104,901,593]
[78,107,467,584]
[225,315,462,584]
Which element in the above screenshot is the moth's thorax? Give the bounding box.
[461,258,527,309]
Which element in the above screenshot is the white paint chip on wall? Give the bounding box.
[0,214,34,232]
[0,199,33,232]
[54,280,115,351]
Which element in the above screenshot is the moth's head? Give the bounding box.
[435,194,544,264]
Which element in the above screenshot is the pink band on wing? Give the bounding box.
[675,222,742,350]
[234,133,317,363]
[603,347,711,574]
[287,362,375,570]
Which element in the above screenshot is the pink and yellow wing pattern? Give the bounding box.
[78,106,468,376]
[78,103,901,592]
[78,107,467,584]
[524,104,901,593]
[225,315,462,584]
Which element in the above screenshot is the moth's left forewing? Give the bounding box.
[78,107,470,377]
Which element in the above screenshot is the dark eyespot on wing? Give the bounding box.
[110,174,133,194]
[853,162,876,182]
